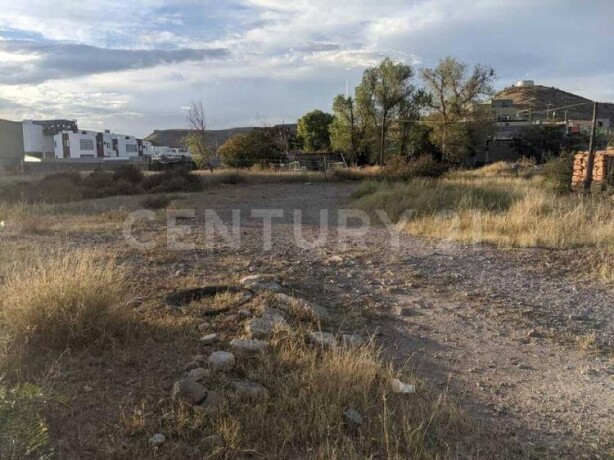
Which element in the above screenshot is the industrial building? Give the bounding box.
[53,129,153,159]
[0,118,25,172]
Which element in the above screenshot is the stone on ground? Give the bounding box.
[246,315,288,339]
[200,390,224,411]
[308,331,336,347]
[186,367,210,382]
[230,338,269,353]
[208,351,236,371]
[230,379,269,398]
[240,274,283,292]
[200,333,219,345]
[390,378,416,394]
[148,433,166,448]
[344,408,364,427]
[172,379,208,405]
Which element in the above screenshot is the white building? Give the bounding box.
[53,129,155,160]
[54,131,98,159]
[23,120,77,159]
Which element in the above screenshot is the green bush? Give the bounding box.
[543,153,573,193]
[384,155,449,181]
[142,168,202,193]
[112,165,144,185]
[141,194,173,209]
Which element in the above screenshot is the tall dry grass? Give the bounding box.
[165,333,472,458]
[0,250,133,350]
[352,162,614,279]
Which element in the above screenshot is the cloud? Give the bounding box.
[0,0,613,137]
[0,41,229,84]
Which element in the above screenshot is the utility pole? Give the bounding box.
[583,101,598,190]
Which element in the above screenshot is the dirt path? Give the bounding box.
[164,182,613,458]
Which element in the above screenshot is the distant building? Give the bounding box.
[567,119,611,135]
[53,129,153,160]
[22,119,79,159]
[475,99,521,122]
[0,118,25,171]
[515,80,535,87]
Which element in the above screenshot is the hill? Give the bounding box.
[145,124,297,150]
[495,84,614,122]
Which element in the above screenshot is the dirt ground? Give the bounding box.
[4,181,613,458]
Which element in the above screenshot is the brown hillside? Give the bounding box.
[495,85,614,122]
[145,124,297,150]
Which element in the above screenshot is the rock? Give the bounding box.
[390,378,416,394]
[240,275,283,292]
[230,380,269,398]
[197,322,209,333]
[327,255,344,264]
[230,338,269,353]
[344,408,364,427]
[341,334,366,347]
[200,333,219,345]
[149,433,166,448]
[308,331,336,347]
[187,367,210,382]
[172,379,208,405]
[83,385,93,393]
[275,293,331,322]
[208,351,236,371]
[202,434,224,449]
[200,390,224,411]
[246,316,288,339]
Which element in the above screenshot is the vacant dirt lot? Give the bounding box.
[2,181,613,458]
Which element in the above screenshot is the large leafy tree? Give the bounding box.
[329,95,373,165]
[297,110,335,152]
[330,58,427,165]
[218,128,286,168]
[421,57,495,162]
[356,58,424,164]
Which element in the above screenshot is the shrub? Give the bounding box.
[141,194,173,209]
[384,155,449,181]
[142,168,203,193]
[543,153,573,193]
[112,165,144,185]
[0,250,133,350]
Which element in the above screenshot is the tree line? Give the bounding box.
[186,56,607,169]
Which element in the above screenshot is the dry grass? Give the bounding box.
[0,250,134,350]
[352,162,614,280]
[159,332,471,459]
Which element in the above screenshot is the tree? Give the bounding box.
[421,57,496,162]
[356,58,423,164]
[184,101,213,171]
[511,125,567,161]
[297,110,334,152]
[218,128,286,168]
[330,94,373,165]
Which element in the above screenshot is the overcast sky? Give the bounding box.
[0,0,612,137]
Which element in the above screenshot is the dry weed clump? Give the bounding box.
[0,250,134,350]
[163,333,470,458]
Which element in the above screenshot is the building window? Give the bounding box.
[80,139,94,151]
[125,144,138,153]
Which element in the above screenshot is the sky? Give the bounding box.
[0,0,612,138]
